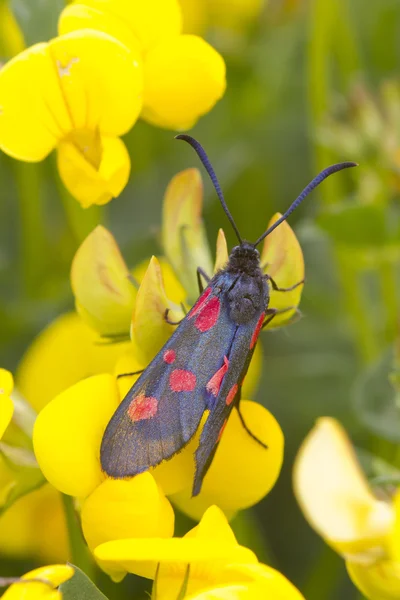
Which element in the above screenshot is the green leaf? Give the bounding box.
[0,464,46,515]
[59,565,109,600]
[353,348,400,442]
[10,0,64,46]
[317,202,392,247]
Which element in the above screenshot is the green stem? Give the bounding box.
[14,161,47,297]
[379,259,398,345]
[302,545,342,600]
[62,494,95,579]
[336,249,378,363]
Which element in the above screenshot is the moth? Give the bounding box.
[101,135,356,496]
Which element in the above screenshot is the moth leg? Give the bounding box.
[164,308,185,326]
[197,267,211,294]
[236,403,268,449]
[116,369,145,380]
[262,305,299,329]
[265,274,304,292]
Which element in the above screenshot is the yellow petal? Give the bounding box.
[33,374,119,497]
[59,4,142,55]
[241,342,262,400]
[71,225,136,334]
[48,30,143,135]
[83,476,174,581]
[1,565,74,600]
[185,563,305,600]
[71,0,182,52]
[0,30,142,163]
[0,43,69,160]
[142,35,226,130]
[94,505,257,583]
[260,213,304,328]
[293,418,394,559]
[130,256,183,364]
[17,312,130,413]
[0,484,68,562]
[214,229,229,273]
[162,169,213,302]
[57,133,131,207]
[0,1,25,58]
[170,401,284,520]
[179,0,207,35]
[347,560,400,600]
[0,369,14,439]
[132,257,187,306]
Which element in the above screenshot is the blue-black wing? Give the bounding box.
[101,285,238,478]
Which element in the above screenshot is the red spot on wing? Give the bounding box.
[163,349,176,364]
[206,356,229,397]
[127,394,158,422]
[169,369,197,392]
[189,287,212,318]
[217,419,228,443]
[226,383,238,406]
[250,312,265,350]
[194,296,221,332]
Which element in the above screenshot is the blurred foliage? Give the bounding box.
[2,0,400,599]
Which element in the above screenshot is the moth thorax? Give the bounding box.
[227,275,266,325]
[228,243,260,276]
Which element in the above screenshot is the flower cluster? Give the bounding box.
[28,166,304,579]
[0,0,226,207]
[294,417,400,600]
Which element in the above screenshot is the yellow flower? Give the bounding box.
[1,564,74,600]
[95,505,304,598]
[59,0,226,130]
[0,29,143,207]
[33,370,282,522]
[0,368,14,439]
[294,417,399,600]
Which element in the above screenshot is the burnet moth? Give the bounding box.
[101,136,357,496]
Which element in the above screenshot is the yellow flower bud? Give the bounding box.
[162,169,213,302]
[261,212,304,328]
[71,226,136,336]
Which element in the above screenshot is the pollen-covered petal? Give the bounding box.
[130,256,183,365]
[69,0,182,52]
[0,43,70,161]
[169,401,284,520]
[33,374,119,498]
[71,226,136,335]
[94,506,257,582]
[82,474,174,580]
[57,134,131,207]
[1,565,74,600]
[293,418,394,558]
[17,312,130,413]
[0,369,14,439]
[261,213,304,328]
[162,169,213,302]
[48,30,143,135]
[59,4,142,55]
[142,35,226,130]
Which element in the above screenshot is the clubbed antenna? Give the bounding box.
[176,134,243,244]
[252,161,358,247]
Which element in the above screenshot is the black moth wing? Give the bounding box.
[100,283,239,479]
[192,308,264,496]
